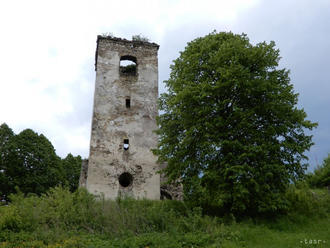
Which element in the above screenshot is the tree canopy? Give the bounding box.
[0,123,82,200]
[61,153,82,192]
[0,123,14,200]
[154,31,317,216]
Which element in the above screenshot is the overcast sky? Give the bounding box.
[0,0,329,170]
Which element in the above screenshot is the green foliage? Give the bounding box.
[0,123,83,200]
[0,124,62,199]
[0,187,190,235]
[307,154,330,188]
[132,34,149,42]
[154,31,317,217]
[0,187,329,247]
[61,153,82,192]
[0,206,23,232]
[285,185,330,218]
[120,64,137,75]
[100,32,114,38]
[0,123,14,201]
[0,187,232,247]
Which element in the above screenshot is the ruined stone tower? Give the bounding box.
[85,36,160,199]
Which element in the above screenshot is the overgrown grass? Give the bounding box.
[0,186,329,247]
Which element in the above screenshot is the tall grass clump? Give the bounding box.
[0,187,220,238]
[251,183,330,232]
[1,187,240,247]
[285,183,330,218]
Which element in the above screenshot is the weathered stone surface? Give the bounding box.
[159,162,183,200]
[85,36,160,200]
[79,159,88,188]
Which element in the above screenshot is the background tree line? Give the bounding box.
[0,123,82,201]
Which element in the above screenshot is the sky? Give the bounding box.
[0,0,329,170]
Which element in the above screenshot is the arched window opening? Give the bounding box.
[120,55,137,75]
[119,172,133,187]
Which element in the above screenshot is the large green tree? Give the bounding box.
[154,32,317,216]
[0,123,83,200]
[0,127,62,198]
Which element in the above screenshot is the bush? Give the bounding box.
[285,184,330,217]
[0,206,23,232]
[307,154,330,188]
[132,34,149,42]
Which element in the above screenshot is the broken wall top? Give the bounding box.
[95,35,159,71]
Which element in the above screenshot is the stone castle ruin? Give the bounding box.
[80,36,182,200]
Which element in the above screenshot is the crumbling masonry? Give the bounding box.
[80,36,182,200]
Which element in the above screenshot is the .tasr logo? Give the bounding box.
[300,239,327,245]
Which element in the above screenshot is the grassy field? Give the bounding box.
[0,187,329,248]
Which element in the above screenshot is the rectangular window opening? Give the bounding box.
[123,139,129,150]
[126,99,131,108]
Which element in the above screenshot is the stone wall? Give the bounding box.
[159,163,183,200]
[85,36,160,200]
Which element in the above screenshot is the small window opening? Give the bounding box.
[126,98,131,108]
[123,139,129,150]
[120,55,137,75]
[119,172,133,187]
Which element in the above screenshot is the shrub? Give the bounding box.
[132,34,149,42]
[307,154,330,188]
[0,206,23,232]
[285,184,330,217]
